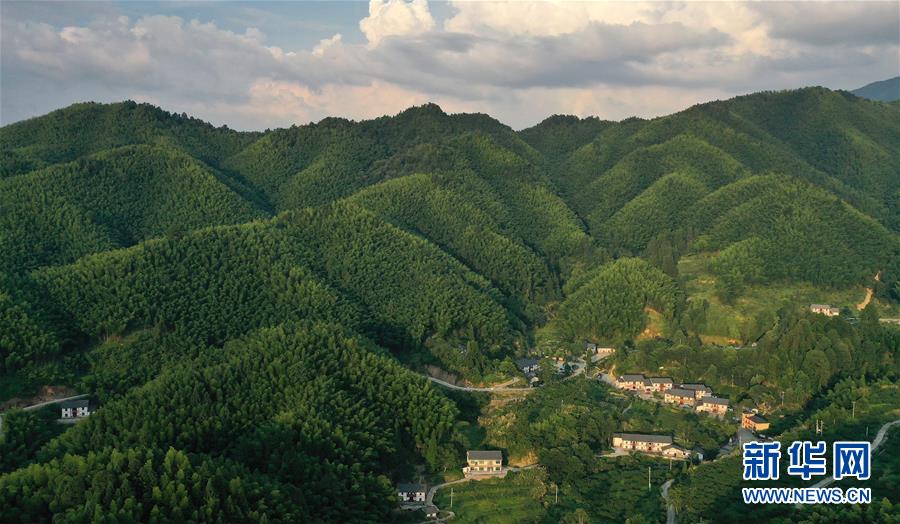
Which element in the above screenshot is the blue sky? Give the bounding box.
[2,1,898,130]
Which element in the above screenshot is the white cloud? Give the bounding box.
[312,34,343,57]
[1,1,898,130]
[359,0,435,46]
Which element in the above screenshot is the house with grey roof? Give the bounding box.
[397,483,426,504]
[616,374,646,391]
[60,400,91,419]
[515,357,540,375]
[612,433,673,453]
[696,396,729,416]
[664,388,698,406]
[464,450,503,476]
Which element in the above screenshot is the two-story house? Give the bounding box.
[463,450,503,476]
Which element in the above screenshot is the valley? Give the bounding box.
[1,87,898,523]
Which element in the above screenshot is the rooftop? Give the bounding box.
[61,400,89,409]
[747,414,768,424]
[515,357,539,368]
[700,396,729,406]
[467,450,502,461]
[679,384,711,391]
[618,374,645,381]
[667,388,696,398]
[397,483,426,493]
[613,433,673,444]
[647,377,673,384]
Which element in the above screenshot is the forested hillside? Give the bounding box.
[1,87,898,522]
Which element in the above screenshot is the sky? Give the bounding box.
[2,1,898,130]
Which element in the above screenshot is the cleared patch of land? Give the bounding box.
[433,469,548,523]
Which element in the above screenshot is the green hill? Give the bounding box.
[1,87,899,523]
[851,76,900,102]
[0,144,267,272]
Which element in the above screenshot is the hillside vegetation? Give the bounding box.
[1,87,898,522]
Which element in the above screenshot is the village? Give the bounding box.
[399,338,781,521]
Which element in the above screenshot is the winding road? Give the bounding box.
[0,393,88,434]
[661,479,676,524]
[808,418,900,491]
[424,358,589,393]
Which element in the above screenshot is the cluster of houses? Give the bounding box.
[611,433,692,460]
[615,374,729,417]
[396,450,505,517]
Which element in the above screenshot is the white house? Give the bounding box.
[397,483,426,503]
[810,304,840,317]
[60,400,90,419]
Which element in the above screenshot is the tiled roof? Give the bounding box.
[613,433,673,444]
[467,450,502,461]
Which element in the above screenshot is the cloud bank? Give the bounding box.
[2,1,898,129]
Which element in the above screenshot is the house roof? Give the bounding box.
[700,396,729,406]
[747,414,768,424]
[467,450,502,461]
[810,304,835,309]
[61,400,89,409]
[667,388,696,398]
[425,506,439,514]
[397,483,426,493]
[584,341,597,349]
[679,384,711,392]
[613,433,673,444]
[647,377,673,384]
[515,357,539,369]
[618,374,645,382]
[663,444,689,452]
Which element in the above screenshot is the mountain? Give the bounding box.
[1,87,898,523]
[851,76,900,102]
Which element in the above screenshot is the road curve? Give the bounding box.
[0,393,89,434]
[809,418,900,490]
[424,376,535,393]
[423,465,540,521]
[661,479,676,524]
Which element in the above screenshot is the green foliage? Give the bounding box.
[554,258,677,342]
[613,308,899,410]
[0,408,64,473]
[519,114,611,159]
[0,447,305,522]
[36,322,457,522]
[31,221,362,345]
[0,144,267,272]
[432,469,549,524]
[349,171,558,314]
[0,101,256,177]
[694,177,897,289]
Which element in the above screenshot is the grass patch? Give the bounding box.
[433,469,548,524]
[679,253,893,340]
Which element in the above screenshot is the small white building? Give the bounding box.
[810,304,840,317]
[60,400,90,419]
[397,483,426,504]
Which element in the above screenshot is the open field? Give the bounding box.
[679,254,897,341]
[433,469,548,523]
